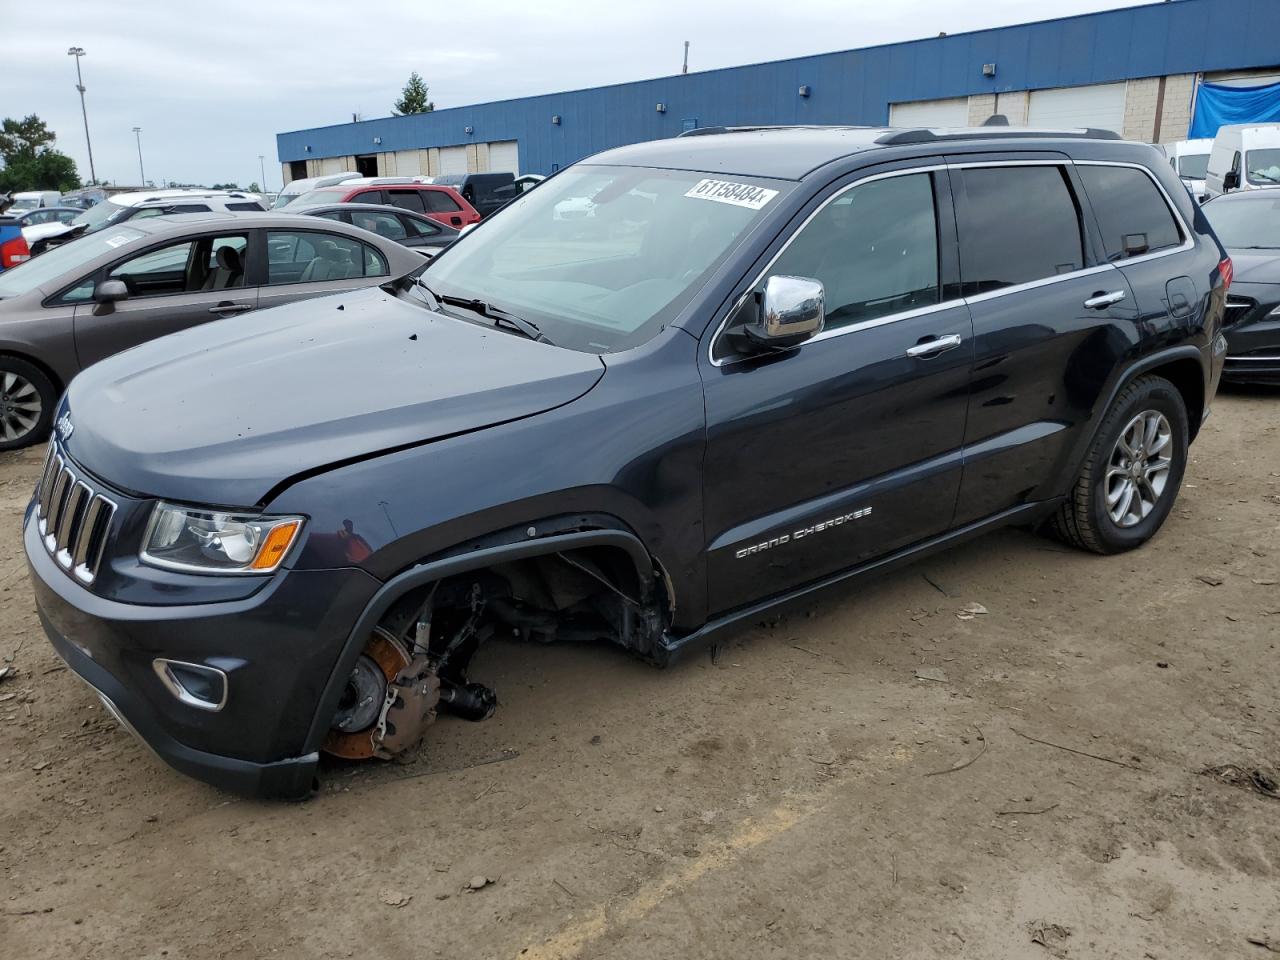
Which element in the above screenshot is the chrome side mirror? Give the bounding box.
[740,275,825,351]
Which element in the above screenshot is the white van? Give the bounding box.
[1205,124,1280,197]
[1164,138,1213,202]
[5,190,62,214]
[272,173,361,208]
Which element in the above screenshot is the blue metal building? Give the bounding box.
[276,0,1280,182]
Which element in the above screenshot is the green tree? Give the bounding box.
[211,182,241,190]
[247,182,261,194]
[0,114,80,193]
[393,72,434,115]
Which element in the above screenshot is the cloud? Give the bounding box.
[5,0,1156,186]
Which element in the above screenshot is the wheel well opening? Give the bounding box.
[377,543,668,665]
[1146,358,1205,441]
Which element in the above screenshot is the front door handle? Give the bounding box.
[1084,290,1127,310]
[208,302,254,315]
[905,334,963,359]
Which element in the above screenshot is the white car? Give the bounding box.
[25,189,266,253]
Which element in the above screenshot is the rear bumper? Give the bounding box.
[25,508,382,799]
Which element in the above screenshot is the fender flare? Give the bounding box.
[302,528,656,754]
[1061,343,1206,487]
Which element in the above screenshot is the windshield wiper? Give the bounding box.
[438,294,551,344]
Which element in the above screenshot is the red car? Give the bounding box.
[292,180,481,229]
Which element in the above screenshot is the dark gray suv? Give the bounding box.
[25,126,1229,798]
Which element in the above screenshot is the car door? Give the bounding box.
[72,231,256,370]
[948,156,1140,526]
[254,228,392,311]
[700,165,974,614]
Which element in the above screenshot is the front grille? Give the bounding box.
[35,446,117,585]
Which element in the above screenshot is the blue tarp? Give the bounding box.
[1190,80,1280,139]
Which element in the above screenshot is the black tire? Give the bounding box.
[0,356,56,451]
[1047,375,1189,555]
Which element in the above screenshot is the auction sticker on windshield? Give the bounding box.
[104,234,136,248]
[685,179,778,210]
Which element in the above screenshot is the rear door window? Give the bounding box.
[352,189,385,205]
[351,210,408,240]
[265,230,388,284]
[1077,164,1183,260]
[387,189,427,213]
[955,165,1084,294]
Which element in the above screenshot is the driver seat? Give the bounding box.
[202,245,244,290]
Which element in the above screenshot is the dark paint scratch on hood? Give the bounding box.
[61,287,605,506]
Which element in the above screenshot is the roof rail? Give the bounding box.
[875,126,1122,145]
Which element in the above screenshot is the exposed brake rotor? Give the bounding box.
[323,627,412,760]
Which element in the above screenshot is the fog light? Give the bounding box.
[152,659,228,712]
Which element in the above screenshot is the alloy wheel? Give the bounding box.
[1105,409,1173,528]
[0,371,43,443]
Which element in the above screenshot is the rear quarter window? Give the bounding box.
[1077,164,1183,260]
[424,190,462,213]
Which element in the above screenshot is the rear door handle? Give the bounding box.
[208,302,254,315]
[905,334,963,359]
[1083,290,1126,310]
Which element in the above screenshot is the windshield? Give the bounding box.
[70,199,130,233]
[421,165,789,352]
[0,226,145,298]
[6,199,38,213]
[1177,153,1209,179]
[292,189,349,206]
[1246,149,1280,186]
[272,193,297,208]
[1205,196,1280,249]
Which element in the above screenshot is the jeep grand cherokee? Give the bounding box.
[26,125,1229,797]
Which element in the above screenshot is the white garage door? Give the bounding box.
[488,140,520,174]
[889,97,969,128]
[1029,82,1127,132]
[438,145,468,176]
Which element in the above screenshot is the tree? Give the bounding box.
[247,182,261,194]
[393,72,434,115]
[211,182,241,191]
[0,114,80,193]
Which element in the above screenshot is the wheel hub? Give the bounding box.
[1105,409,1173,529]
[322,628,412,760]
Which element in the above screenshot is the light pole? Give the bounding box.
[258,154,268,194]
[66,47,96,184]
[132,127,146,187]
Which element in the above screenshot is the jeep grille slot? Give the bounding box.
[36,448,117,584]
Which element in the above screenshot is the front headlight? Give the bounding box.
[141,502,304,574]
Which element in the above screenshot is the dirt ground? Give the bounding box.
[1,389,1278,960]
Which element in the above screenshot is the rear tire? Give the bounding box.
[1047,375,1188,555]
[0,356,56,451]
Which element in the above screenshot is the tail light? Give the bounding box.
[1219,256,1233,292]
[0,234,30,270]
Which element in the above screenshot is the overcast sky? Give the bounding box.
[8,0,1158,189]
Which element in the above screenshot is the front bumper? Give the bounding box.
[25,509,382,798]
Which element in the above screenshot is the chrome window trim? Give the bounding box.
[708,156,1196,368]
[1225,355,1280,362]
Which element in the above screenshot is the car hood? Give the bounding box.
[1226,248,1280,285]
[61,286,605,506]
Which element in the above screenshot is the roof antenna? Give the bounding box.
[983,114,1010,126]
